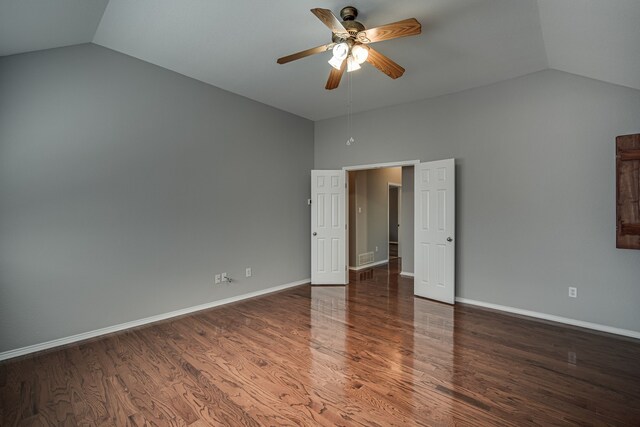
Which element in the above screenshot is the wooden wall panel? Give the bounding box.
[616,134,640,249]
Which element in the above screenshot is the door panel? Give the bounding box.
[414,159,455,303]
[311,170,347,285]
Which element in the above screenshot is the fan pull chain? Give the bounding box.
[346,70,354,146]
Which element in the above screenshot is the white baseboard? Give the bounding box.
[400,271,414,277]
[0,278,310,362]
[455,297,640,340]
[349,259,389,271]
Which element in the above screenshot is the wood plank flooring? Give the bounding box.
[2,259,640,426]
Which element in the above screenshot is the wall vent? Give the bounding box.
[358,252,374,266]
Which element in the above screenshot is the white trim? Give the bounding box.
[456,297,640,340]
[349,259,389,271]
[400,271,415,277]
[343,160,420,171]
[0,278,310,362]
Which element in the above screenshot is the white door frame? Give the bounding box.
[342,159,420,172]
[341,160,419,274]
[333,159,455,302]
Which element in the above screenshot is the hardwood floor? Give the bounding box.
[2,260,640,426]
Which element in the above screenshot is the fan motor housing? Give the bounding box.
[332,6,365,43]
[340,6,358,21]
[343,20,365,34]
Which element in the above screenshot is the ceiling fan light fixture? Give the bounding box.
[346,56,361,72]
[328,55,345,70]
[351,44,369,64]
[332,42,349,60]
[276,7,421,89]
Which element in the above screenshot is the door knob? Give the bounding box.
[313,232,317,236]
[447,237,453,242]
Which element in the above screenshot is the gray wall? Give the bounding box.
[0,44,314,353]
[315,69,640,333]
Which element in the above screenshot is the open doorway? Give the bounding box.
[347,165,413,275]
[311,158,454,304]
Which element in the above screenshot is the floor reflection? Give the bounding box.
[306,258,640,425]
[347,259,422,422]
[309,286,348,415]
[412,293,456,423]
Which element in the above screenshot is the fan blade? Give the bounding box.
[325,59,347,90]
[356,18,421,44]
[277,43,335,64]
[366,47,405,79]
[311,8,350,39]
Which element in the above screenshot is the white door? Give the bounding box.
[311,170,348,285]
[414,159,455,303]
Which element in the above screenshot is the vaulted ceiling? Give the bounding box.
[1,0,639,120]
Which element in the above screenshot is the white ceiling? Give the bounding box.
[1,0,639,121]
[538,0,640,92]
[0,0,108,56]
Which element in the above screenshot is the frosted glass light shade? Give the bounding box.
[346,56,361,72]
[351,44,369,64]
[332,42,349,60]
[328,56,345,70]
[328,42,349,70]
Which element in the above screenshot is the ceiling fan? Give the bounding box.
[277,6,421,90]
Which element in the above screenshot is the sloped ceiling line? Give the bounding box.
[1,0,639,120]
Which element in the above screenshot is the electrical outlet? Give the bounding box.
[246,267,252,277]
[568,351,577,365]
[222,272,228,282]
[375,246,379,252]
[215,274,221,284]
[568,286,577,298]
